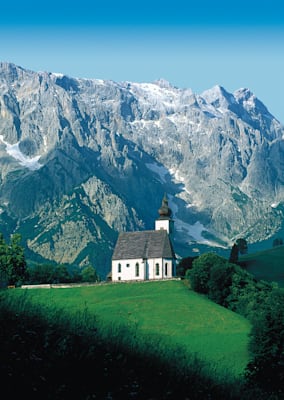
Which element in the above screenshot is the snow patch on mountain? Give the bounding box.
[0,135,42,170]
[168,194,224,247]
[271,202,280,208]
[130,81,180,111]
[169,168,185,183]
[145,162,169,183]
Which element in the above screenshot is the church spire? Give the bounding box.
[158,193,172,219]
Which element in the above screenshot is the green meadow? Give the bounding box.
[21,280,251,377]
[241,245,284,287]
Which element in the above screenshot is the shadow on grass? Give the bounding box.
[0,290,261,399]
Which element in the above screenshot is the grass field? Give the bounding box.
[20,280,251,377]
[240,245,284,287]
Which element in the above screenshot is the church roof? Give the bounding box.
[112,229,176,261]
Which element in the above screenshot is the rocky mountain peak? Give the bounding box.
[234,87,272,117]
[152,78,176,89]
[201,85,237,109]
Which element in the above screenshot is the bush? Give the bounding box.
[0,233,28,286]
[208,263,235,307]
[187,252,283,397]
[189,252,276,321]
[245,289,284,395]
[227,271,275,320]
[189,253,230,295]
[177,256,198,277]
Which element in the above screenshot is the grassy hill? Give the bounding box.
[240,245,284,287]
[21,280,251,377]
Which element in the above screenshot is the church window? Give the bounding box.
[126,263,130,268]
[118,263,121,273]
[155,263,160,275]
[165,263,168,276]
[135,262,139,277]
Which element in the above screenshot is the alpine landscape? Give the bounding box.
[0,61,284,278]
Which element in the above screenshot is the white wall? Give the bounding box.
[155,219,169,233]
[112,258,145,281]
[155,219,174,239]
[112,257,174,281]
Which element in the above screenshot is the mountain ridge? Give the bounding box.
[0,62,283,277]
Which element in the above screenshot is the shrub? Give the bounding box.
[245,289,284,396]
[177,256,198,277]
[208,263,235,307]
[189,253,229,295]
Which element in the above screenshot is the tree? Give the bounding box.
[177,256,198,277]
[189,251,275,318]
[0,233,8,286]
[189,253,227,294]
[229,238,248,264]
[0,234,27,286]
[53,264,72,283]
[28,263,56,284]
[208,262,235,306]
[81,266,99,282]
[227,270,275,319]
[273,237,283,247]
[236,238,248,255]
[246,289,284,395]
[7,234,28,285]
[229,243,239,264]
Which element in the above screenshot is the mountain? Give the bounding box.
[0,62,284,278]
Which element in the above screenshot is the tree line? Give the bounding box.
[0,233,99,287]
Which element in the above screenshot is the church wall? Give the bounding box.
[112,257,174,281]
[155,220,169,233]
[112,258,145,281]
[146,258,175,280]
[163,258,174,278]
[147,257,163,280]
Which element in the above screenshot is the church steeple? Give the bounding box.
[158,193,172,219]
[155,194,174,237]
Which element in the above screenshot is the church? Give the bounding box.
[111,194,176,281]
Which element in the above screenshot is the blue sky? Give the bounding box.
[1,0,284,122]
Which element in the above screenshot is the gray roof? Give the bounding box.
[112,229,176,260]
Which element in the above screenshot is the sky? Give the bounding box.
[0,0,284,122]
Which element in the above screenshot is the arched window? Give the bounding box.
[155,263,160,276]
[118,263,121,273]
[135,262,139,277]
[165,262,168,276]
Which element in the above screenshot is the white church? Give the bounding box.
[111,194,176,281]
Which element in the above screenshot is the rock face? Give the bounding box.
[0,62,284,277]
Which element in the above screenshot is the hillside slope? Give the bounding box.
[23,280,251,375]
